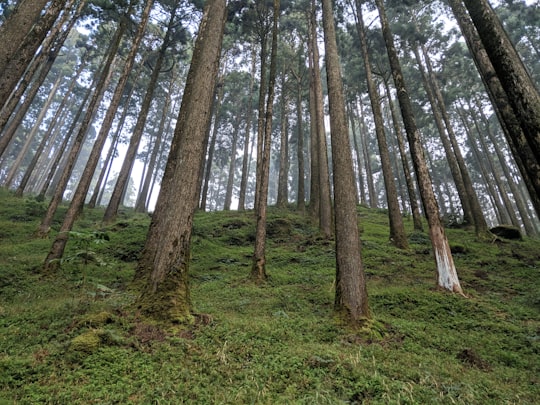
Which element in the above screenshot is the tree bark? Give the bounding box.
[134,0,227,323]
[375,0,463,294]
[104,4,175,222]
[252,0,280,282]
[135,75,175,213]
[0,0,51,77]
[224,115,242,210]
[309,2,332,236]
[412,45,473,227]
[238,43,257,211]
[448,0,540,218]
[462,0,540,163]
[382,77,423,231]
[322,0,370,324]
[276,77,289,209]
[0,0,68,110]
[355,1,407,249]
[42,1,143,266]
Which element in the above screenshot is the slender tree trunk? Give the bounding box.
[322,0,370,324]
[104,5,175,222]
[43,0,153,270]
[412,45,474,227]
[238,42,257,211]
[200,82,224,211]
[224,116,242,210]
[309,3,333,236]
[134,0,227,323]
[135,75,175,213]
[276,79,289,209]
[419,43,488,237]
[14,83,66,196]
[4,75,62,188]
[348,104,367,205]
[375,0,463,294]
[459,107,507,224]
[307,14,320,219]
[252,0,280,282]
[355,1,407,249]
[382,78,423,231]
[469,102,518,226]
[358,100,377,208]
[0,0,84,137]
[296,78,306,213]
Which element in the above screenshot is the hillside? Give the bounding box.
[0,189,538,404]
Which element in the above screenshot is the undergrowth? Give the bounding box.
[0,189,538,404]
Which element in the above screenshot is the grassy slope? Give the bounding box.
[0,189,538,404]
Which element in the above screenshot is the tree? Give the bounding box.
[133,0,227,323]
[382,76,423,231]
[462,0,540,164]
[36,14,126,238]
[353,0,408,249]
[0,0,69,110]
[252,0,280,282]
[375,0,463,294]
[103,1,180,222]
[322,0,370,324]
[308,2,333,236]
[448,0,540,219]
[42,0,153,269]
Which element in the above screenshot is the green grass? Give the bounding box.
[0,188,538,404]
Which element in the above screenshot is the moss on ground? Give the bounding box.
[0,189,538,403]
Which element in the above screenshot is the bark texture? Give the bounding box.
[462,0,540,163]
[322,0,370,324]
[375,0,463,294]
[134,0,227,323]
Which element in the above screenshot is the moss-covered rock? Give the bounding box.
[77,311,114,327]
[70,330,103,353]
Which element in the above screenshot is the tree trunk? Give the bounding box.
[375,0,463,294]
[309,3,332,236]
[104,5,175,222]
[238,42,257,211]
[382,77,423,231]
[133,0,227,324]
[355,1,407,249]
[252,0,280,282]
[358,100,377,208]
[14,79,67,196]
[276,76,289,209]
[412,44,474,227]
[0,0,68,110]
[307,17,320,220]
[4,74,62,188]
[462,0,540,163]
[322,0,370,325]
[42,1,141,265]
[0,0,83,137]
[348,103,367,205]
[419,43,489,237]
[296,76,306,213]
[0,0,51,77]
[448,0,540,219]
[224,116,242,210]
[135,75,175,213]
[200,82,224,211]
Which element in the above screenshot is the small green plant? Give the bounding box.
[61,230,110,267]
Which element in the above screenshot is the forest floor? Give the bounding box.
[0,188,539,404]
